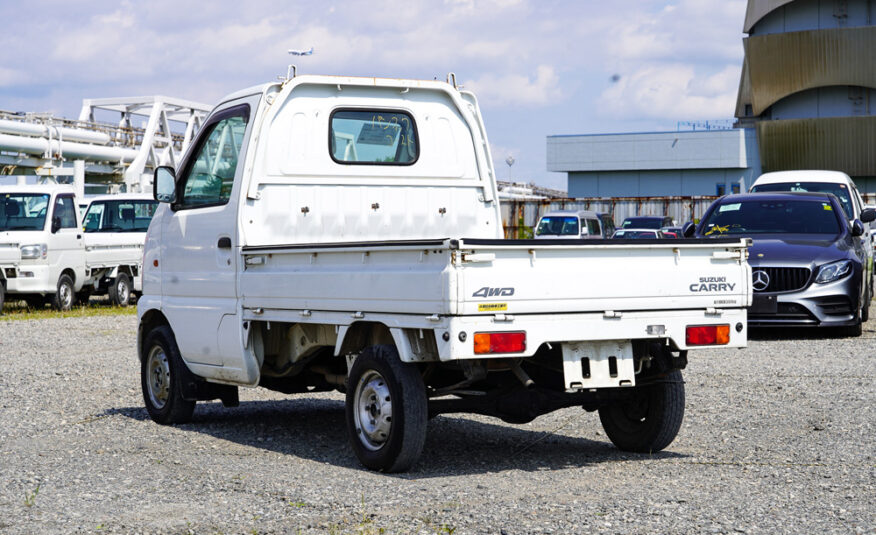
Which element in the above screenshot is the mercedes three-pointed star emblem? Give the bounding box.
[752,270,770,292]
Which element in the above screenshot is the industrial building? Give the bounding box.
[547,128,761,198]
[736,0,876,190]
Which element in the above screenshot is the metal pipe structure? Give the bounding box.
[0,118,111,145]
[0,133,139,163]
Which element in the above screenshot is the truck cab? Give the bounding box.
[0,185,86,310]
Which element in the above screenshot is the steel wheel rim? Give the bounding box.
[353,370,393,451]
[118,279,130,304]
[59,283,72,308]
[146,345,170,410]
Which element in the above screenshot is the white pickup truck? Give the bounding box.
[0,186,156,310]
[137,74,752,472]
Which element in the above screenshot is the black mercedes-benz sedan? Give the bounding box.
[688,192,875,336]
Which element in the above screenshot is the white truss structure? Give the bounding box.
[0,95,212,194]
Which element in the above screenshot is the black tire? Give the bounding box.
[861,281,870,323]
[345,345,428,472]
[0,282,5,312]
[51,274,75,311]
[109,273,132,306]
[842,321,863,338]
[599,370,685,453]
[141,325,196,424]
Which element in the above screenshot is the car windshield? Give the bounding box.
[614,230,657,239]
[84,199,158,232]
[751,182,854,219]
[701,199,841,236]
[622,217,662,229]
[0,193,50,231]
[536,216,579,236]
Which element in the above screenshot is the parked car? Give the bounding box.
[137,73,751,473]
[612,229,665,239]
[534,210,607,239]
[691,192,875,336]
[621,215,673,230]
[661,226,683,239]
[750,170,865,222]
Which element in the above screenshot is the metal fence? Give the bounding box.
[500,193,876,238]
[500,196,720,238]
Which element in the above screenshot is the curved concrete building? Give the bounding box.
[736,0,876,189]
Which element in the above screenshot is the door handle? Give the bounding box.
[217,237,232,249]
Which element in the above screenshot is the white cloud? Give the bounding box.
[597,63,741,120]
[0,67,29,87]
[465,65,561,107]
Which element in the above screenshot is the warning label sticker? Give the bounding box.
[478,303,508,312]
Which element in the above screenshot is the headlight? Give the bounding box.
[815,260,852,284]
[20,244,47,260]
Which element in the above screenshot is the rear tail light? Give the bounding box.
[473,332,526,354]
[686,324,730,346]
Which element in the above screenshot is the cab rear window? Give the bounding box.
[329,109,418,165]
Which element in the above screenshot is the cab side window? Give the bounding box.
[53,196,77,229]
[178,107,249,209]
[586,219,601,236]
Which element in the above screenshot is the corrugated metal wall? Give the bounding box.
[499,197,720,238]
[743,27,876,116]
[757,116,876,176]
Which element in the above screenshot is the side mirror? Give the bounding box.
[51,216,61,234]
[860,208,876,223]
[682,221,696,238]
[154,166,177,203]
[851,219,865,237]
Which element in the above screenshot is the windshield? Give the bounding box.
[751,182,854,219]
[84,199,158,232]
[535,216,579,236]
[0,193,50,231]
[622,217,662,229]
[701,199,841,236]
[614,230,657,239]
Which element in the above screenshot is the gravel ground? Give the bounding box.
[0,314,874,534]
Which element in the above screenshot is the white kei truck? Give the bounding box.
[0,186,155,310]
[138,74,752,472]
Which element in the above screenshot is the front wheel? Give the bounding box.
[598,369,685,453]
[345,345,428,472]
[141,325,196,424]
[0,283,5,312]
[109,273,132,306]
[51,274,75,311]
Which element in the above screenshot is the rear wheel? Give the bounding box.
[0,283,5,312]
[109,273,132,306]
[51,274,75,311]
[599,370,685,453]
[345,345,428,472]
[141,325,196,424]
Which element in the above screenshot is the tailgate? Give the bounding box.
[455,238,751,315]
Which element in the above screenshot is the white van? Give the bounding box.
[534,210,606,239]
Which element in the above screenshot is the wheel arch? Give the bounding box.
[138,308,171,362]
[335,321,436,363]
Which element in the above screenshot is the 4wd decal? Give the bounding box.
[690,276,736,292]
[472,287,515,298]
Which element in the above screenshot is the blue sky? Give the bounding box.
[0,0,747,190]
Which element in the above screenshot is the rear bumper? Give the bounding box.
[437,308,749,361]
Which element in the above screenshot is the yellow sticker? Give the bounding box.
[478,303,508,312]
[823,204,832,211]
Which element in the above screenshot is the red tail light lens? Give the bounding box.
[473,332,526,354]
[686,324,730,346]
